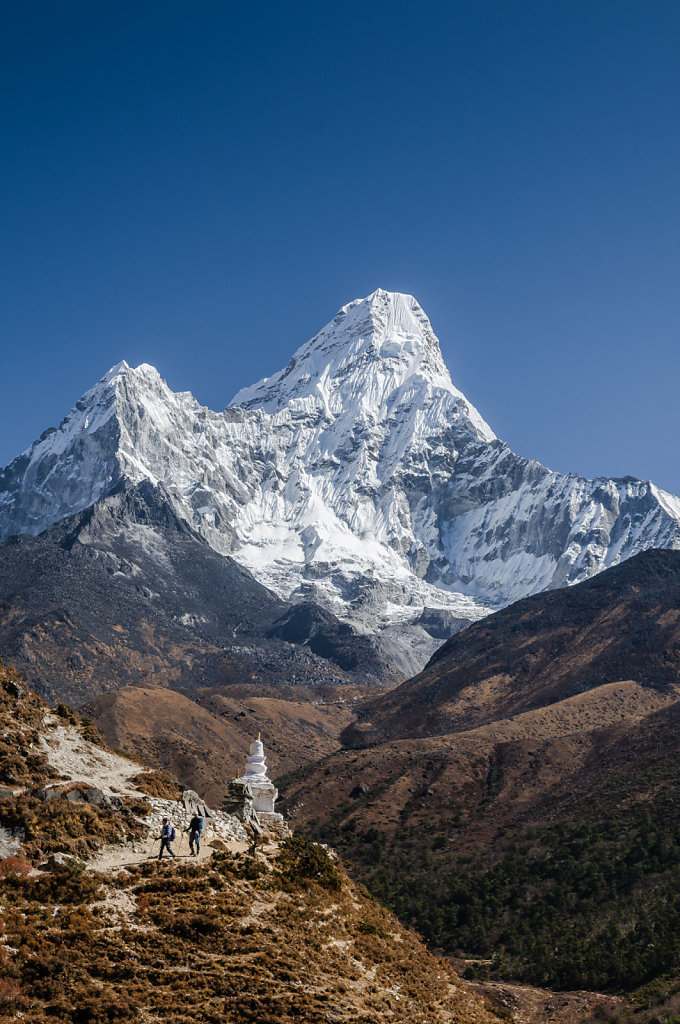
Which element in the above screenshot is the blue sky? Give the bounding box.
[1,1,679,490]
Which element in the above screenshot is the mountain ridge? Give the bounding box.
[3,289,680,675]
[342,547,680,745]
[0,479,388,705]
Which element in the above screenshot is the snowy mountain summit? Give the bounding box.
[233,289,494,442]
[2,288,680,675]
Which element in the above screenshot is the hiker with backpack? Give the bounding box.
[158,818,177,859]
[186,812,204,856]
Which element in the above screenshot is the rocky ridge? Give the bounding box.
[0,479,388,705]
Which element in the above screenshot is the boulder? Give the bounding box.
[44,852,86,872]
[84,788,107,806]
[181,789,211,818]
[32,788,64,802]
[65,789,86,804]
[0,826,24,859]
[222,779,258,824]
[2,678,26,700]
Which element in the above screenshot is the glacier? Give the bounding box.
[2,287,680,676]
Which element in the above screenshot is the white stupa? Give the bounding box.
[232,734,282,821]
[240,734,269,784]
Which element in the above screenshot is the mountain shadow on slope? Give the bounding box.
[343,548,680,744]
[267,601,386,676]
[0,480,389,705]
[295,694,680,1006]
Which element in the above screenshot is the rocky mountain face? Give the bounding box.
[0,480,388,705]
[3,288,680,675]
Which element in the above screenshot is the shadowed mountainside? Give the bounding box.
[284,680,680,1010]
[0,480,391,706]
[343,548,680,746]
[278,552,680,1014]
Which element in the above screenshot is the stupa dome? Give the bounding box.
[242,734,268,780]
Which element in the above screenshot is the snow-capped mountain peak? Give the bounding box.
[231,289,495,444]
[3,289,680,677]
[102,359,130,383]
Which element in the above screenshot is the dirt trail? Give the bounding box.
[39,715,145,794]
[87,835,251,872]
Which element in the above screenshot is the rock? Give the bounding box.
[65,789,86,804]
[0,786,16,801]
[84,788,107,806]
[181,789,212,818]
[0,826,24,859]
[222,779,259,825]
[32,788,64,802]
[44,852,86,872]
[83,788,122,809]
[2,677,27,699]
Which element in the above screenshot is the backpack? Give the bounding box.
[169,825,176,842]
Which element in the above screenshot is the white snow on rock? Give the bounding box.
[2,288,680,673]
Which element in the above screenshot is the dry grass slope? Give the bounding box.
[0,663,500,1024]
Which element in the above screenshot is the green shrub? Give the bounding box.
[277,837,342,892]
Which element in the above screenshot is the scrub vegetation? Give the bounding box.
[0,664,498,1024]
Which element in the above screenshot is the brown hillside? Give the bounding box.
[0,663,499,1024]
[344,548,680,745]
[283,680,680,844]
[282,679,680,1014]
[85,682,370,806]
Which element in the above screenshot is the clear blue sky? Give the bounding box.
[1,1,679,490]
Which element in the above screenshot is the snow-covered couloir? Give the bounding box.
[2,288,680,676]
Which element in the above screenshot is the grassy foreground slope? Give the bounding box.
[0,662,498,1024]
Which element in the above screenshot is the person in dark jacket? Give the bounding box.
[158,818,176,859]
[186,813,204,856]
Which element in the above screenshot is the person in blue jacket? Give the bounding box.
[158,818,176,859]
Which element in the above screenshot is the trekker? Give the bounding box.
[187,812,204,856]
[158,818,176,859]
